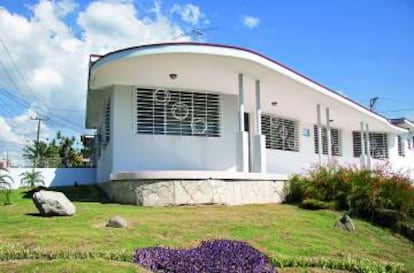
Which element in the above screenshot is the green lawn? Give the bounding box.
[0,260,150,273]
[0,187,413,272]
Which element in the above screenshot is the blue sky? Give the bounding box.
[0,0,413,155]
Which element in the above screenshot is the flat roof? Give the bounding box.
[87,42,407,133]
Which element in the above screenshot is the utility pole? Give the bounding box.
[31,116,48,168]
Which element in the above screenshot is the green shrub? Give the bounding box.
[299,199,335,210]
[395,221,414,243]
[270,254,407,273]
[285,163,414,241]
[0,242,132,262]
[0,167,13,205]
[372,209,401,228]
[285,174,307,203]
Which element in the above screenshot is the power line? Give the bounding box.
[0,36,38,102]
[0,87,30,108]
[0,58,31,106]
[379,96,414,106]
[0,39,86,133]
[378,108,414,114]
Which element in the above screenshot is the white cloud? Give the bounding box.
[0,116,26,145]
[171,3,202,25]
[0,0,203,155]
[242,15,260,29]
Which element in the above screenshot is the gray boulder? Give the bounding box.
[32,190,76,216]
[106,215,128,228]
[335,214,355,232]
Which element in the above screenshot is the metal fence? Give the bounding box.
[0,157,93,168]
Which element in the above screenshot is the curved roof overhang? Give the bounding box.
[86,42,406,134]
[390,118,414,132]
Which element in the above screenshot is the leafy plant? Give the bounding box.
[0,167,13,205]
[271,254,406,273]
[299,199,335,210]
[22,132,83,168]
[20,169,45,188]
[285,163,414,241]
[23,140,59,168]
[134,240,276,273]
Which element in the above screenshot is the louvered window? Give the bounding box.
[313,125,341,156]
[261,114,299,152]
[352,132,388,159]
[95,128,102,158]
[136,88,220,137]
[104,100,110,145]
[398,136,405,157]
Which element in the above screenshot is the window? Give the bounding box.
[313,125,341,156]
[261,114,299,152]
[104,100,110,145]
[352,132,388,159]
[398,136,405,157]
[95,128,102,158]
[136,88,221,137]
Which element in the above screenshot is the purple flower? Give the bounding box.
[134,239,277,273]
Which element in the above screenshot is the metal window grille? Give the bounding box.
[95,128,102,158]
[352,131,388,159]
[398,136,405,157]
[104,100,110,145]
[261,114,299,152]
[313,125,342,156]
[136,88,221,137]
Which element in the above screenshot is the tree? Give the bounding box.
[55,132,82,167]
[22,132,83,168]
[20,169,45,188]
[22,140,59,167]
[0,167,13,205]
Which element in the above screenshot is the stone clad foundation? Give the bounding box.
[100,179,286,207]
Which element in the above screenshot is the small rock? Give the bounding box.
[335,214,355,232]
[32,190,76,216]
[106,215,128,228]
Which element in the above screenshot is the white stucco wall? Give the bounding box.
[6,168,96,189]
[263,121,414,176]
[386,134,414,177]
[264,121,361,175]
[88,44,414,183]
[96,141,113,183]
[110,85,239,175]
[93,86,413,182]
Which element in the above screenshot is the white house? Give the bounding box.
[86,43,413,206]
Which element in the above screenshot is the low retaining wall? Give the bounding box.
[6,168,96,189]
[100,178,286,206]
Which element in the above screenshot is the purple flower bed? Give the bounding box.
[134,239,277,273]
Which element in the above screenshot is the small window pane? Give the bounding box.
[314,125,341,156]
[261,114,299,152]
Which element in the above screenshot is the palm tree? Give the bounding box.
[0,167,13,205]
[20,169,45,188]
[23,140,58,167]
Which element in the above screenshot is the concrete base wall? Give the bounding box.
[100,179,286,206]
